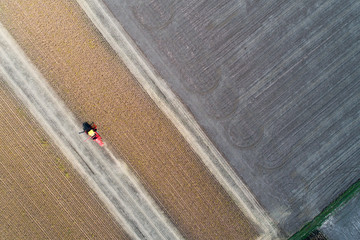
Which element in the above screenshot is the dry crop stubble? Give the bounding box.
[0,0,259,239]
[0,81,129,239]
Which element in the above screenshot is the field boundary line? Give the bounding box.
[76,0,281,239]
[289,179,360,240]
[0,21,184,240]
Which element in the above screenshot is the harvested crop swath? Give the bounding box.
[0,81,129,239]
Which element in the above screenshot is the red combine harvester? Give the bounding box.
[80,122,104,147]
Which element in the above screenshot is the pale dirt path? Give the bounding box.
[0,80,129,239]
[0,0,259,239]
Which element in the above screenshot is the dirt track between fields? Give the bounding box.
[0,0,259,239]
[0,80,129,239]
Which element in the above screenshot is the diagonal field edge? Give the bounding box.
[289,179,360,240]
[75,0,281,239]
[0,21,184,240]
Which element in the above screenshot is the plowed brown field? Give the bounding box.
[0,81,129,239]
[0,1,258,239]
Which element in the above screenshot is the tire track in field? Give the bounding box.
[0,81,126,238]
[0,82,133,238]
[0,83,129,239]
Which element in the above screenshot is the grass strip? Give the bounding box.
[289,178,360,240]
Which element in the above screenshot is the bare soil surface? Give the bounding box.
[320,191,360,240]
[101,0,360,236]
[0,80,129,239]
[0,0,259,239]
